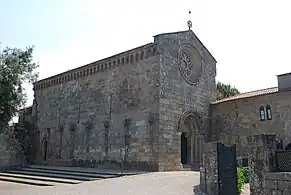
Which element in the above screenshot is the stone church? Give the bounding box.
[19,28,291,171]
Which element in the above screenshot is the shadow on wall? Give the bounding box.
[71,159,121,169]
[70,159,158,171]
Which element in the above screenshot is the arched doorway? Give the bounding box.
[178,110,203,167]
[181,132,188,164]
[42,138,48,161]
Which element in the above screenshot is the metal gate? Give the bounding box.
[217,143,238,195]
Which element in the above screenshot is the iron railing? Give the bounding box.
[275,150,291,172]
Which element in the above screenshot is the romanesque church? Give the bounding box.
[18,28,291,171]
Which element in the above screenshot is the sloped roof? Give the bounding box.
[212,87,279,104]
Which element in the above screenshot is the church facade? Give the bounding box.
[20,29,291,171]
[27,30,216,171]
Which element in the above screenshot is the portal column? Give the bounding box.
[199,135,204,165]
[187,134,191,163]
[196,136,200,164]
[191,134,194,163]
[193,135,199,164]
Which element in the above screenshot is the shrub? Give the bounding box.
[242,167,249,183]
[237,167,247,193]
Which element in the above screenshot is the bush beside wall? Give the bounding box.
[237,167,249,193]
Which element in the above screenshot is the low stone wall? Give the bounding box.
[248,134,291,195]
[44,158,159,171]
[264,172,291,194]
[0,132,25,171]
[200,141,218,195]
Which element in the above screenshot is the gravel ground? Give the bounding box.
[0,171,205,195]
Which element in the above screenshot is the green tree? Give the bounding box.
[0,45,38,130]
[216,81,240,100]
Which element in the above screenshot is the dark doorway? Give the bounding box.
[43,140,48,161]
[181,132,188,164]
[217,143,238,195]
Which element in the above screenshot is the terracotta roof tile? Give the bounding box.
[212,87,278,104]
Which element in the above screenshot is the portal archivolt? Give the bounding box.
[178,110,204,166]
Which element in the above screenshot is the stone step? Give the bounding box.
[12,168,116,179]
[181,167,192,171]
[181,164,200,171]
[0,173,82,184]
[0,175,65,186]
[28,165,143,176]
[6,170,102,181]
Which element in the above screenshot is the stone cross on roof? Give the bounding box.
[187,10,192,30]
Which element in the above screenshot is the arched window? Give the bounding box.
[259,106,265,121]
[266,105,272,120]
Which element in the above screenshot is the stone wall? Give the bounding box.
[248,134,291,195]
[211,89,291,157]
[199,141,218,195]
[34,43,161,170]
[33,30,217,171]
[154,30,217,170]
[264,172,291,194]
[0,131,24,171]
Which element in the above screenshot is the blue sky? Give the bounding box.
[1,0,291,107]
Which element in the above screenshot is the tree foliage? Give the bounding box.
[216,81,240,100]
[0,46,38,129]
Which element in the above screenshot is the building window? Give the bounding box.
[259,106,265,121]
[266,105,272,120]
[242,158,248,167]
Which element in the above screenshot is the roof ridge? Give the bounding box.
[233,86,278,96]
[35,42,154,84]
[213,86,279,104]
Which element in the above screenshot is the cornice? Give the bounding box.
[34,43,158,91]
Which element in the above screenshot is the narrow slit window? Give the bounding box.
[259,106,265,121]
[266,105,272,120]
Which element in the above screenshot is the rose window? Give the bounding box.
[177,44,203,85]
[178,50,193,79]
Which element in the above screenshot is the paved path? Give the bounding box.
[0,181,36,190]
[0,171,204,195]
[241,184,250,195]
